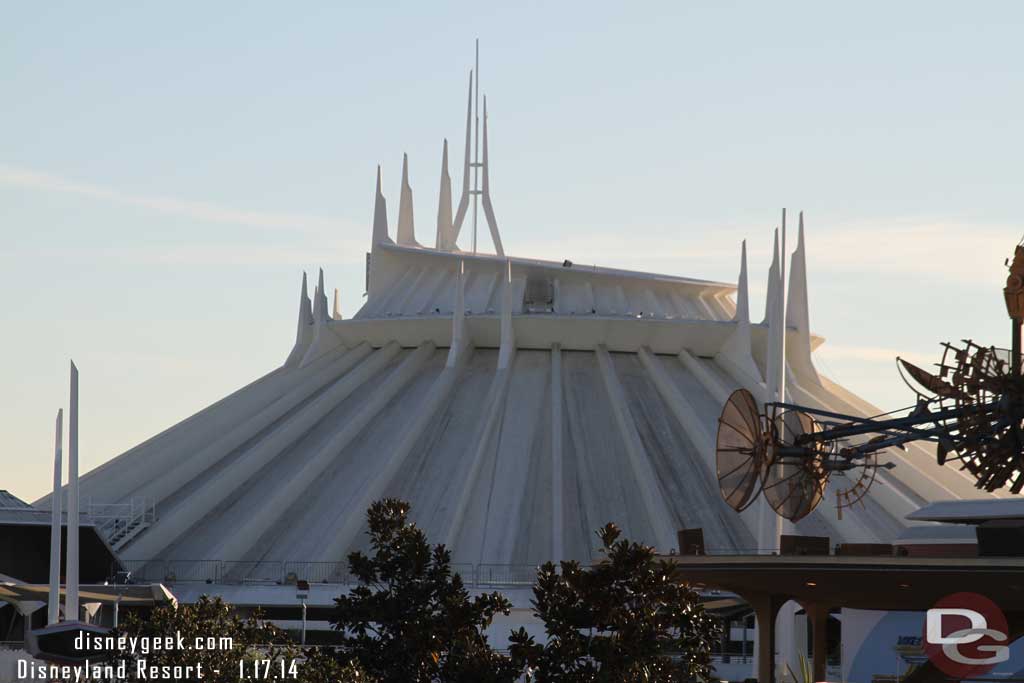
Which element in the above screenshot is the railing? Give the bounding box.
[220,561,285,584]
[283,561,349,584]
[88,498,156,549]
[113,561,561,588]
[112,559,752,591]
[475,564,537,586]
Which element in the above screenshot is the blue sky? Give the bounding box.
[2,2,1023,501]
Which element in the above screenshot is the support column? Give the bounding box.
[748,593,784,683]
[806,602,829,683]
[551,344,564,562]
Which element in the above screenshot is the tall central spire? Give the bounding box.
[451,40,504,256]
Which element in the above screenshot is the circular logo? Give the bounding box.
[923,592,1009,679]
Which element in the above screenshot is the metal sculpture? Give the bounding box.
[716,242,1024,521]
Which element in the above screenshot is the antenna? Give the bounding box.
[472,38,480,254]
[451,41,504,256]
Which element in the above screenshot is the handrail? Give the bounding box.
[111,560,747,590]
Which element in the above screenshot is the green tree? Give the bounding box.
[114,595,372,682]
[330,498,518,683]
[302,647,378,683]
[509,523,720,683]
[113,595,291,682]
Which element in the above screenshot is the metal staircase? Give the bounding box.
[87,498,156,551]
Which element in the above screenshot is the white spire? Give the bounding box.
[786,211,822,386]
[47,408,63,625]
[764,228,782,403]
[397,153,419,246]
[734,239,751,324]
[762,229,780,326]
[447,260,467,367]
[716,240,764,389]
[436,139,454,251]
[763,209,789,406]
[372,165,392,246]
[309,268,328,324]
[480,96,504,256]
[498,259,516,369]
[300,269,343,366]
[66,361,79,623]
[333,288,342,320]
[284,272,315,367]
[451,71,473,245]
[786,212,808,331]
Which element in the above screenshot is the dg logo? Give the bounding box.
[924,592,1010,678]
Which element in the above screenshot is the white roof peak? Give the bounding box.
[397,153,419,247]
[436,139,454,251]
[372,165,391,246]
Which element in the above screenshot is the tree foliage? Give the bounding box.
[113,596,292,682]
[509,523,720,683]
[330,498,518,683]
[301,647,378,683]
[114,595,371,682]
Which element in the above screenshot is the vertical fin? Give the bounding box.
[716,240,764,388]
[447,260,468,367]
[786,211,822,386]
[333,288,342,320]
[480,96,504,256]
[284,272,315,368]
[317,268,328,319]
[436,139,454,250]
[397,153,419,246]
[300,269,343,366]
[498,259,516,369]
[372,165,392,246]
[451,71,473,244]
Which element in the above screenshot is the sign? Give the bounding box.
[923,592,1009,678]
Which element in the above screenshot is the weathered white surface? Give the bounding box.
[62,193,1002,579]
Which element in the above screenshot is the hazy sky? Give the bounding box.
[2,2,1023,502]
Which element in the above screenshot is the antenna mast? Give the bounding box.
[451,40,504,256]
[472,38,480,254]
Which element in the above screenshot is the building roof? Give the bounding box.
[0,490,32,510]
[31,61,1008,585]
[41,230,998,582]
[906,498,1024,524]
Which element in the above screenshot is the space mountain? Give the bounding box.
[36,67,1004,585]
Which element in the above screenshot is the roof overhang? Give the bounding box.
[660,554,1024,612]
[907,498,1024,525]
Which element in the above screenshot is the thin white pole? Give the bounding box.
[472,38,480,254]
[301,601,307,645]
[47,409,63,625]
[778,208,787,403]
[66,361,80,622]
[774,210,788,566]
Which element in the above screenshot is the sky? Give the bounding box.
[2,2,1023,502]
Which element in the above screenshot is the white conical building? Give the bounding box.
[33,54,1006,677]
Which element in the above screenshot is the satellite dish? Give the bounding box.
[716,389,767,513]
[761,409,829,522]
